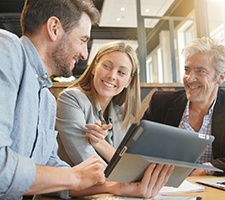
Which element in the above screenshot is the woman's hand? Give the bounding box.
[112,163,175,198]
[85,120,115,162]
[85,120,112,144]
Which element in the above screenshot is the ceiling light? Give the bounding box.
[121,7,125,11]
[117,18,121,21]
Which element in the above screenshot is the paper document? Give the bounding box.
[159,180,205,195]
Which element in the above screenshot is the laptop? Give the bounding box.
[105,120,222,187]
[196,177,225,190]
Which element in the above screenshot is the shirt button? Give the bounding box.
[43,74,48,79]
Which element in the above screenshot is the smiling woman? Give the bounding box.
[92,51,133,111]
[56,41,141,165]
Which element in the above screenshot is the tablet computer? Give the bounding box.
[105,120,221,187]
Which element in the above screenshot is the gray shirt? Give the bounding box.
[0,30,69,199]
[56,87,127,166]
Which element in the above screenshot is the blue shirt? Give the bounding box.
[0,29,69,199]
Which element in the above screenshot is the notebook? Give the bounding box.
[105,120,222,187]
[196,177,225,190]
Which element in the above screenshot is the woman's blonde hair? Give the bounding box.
[70,41,141,129]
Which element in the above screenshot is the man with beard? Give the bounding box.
[142,37,225,176]
[0,0,173,199]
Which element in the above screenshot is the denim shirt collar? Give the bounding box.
[96,102,113,124]
[20,36,52,89]
[95,101,121,124]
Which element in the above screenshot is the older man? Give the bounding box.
[143,37,225,176]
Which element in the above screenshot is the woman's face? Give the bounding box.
[92,51,133,102]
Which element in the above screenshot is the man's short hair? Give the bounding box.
[20,0,100,35]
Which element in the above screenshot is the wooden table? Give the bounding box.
[172,176,225,200]
[35,176,225,200]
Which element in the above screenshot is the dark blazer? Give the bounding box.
[142,89,225,175]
